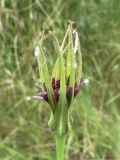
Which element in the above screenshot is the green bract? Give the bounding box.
[34,21,83,136]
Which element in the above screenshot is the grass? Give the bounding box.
[0,0,120,159]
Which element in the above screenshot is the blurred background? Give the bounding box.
[0,0,120,159]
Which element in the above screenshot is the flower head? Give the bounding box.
[32,21,89,135]
[33,78,89,103]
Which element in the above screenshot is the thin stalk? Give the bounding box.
[55,135,66,160]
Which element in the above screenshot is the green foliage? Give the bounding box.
[0,0,120,159]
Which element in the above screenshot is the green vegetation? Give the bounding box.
[0,0,120,159]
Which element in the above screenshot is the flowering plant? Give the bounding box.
[33,21,89,160]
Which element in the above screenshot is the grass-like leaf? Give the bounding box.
[38,34,56,112]
[49,32,66,105]
[52,59,59,79]
[76,32,82,86]
[67,22,75,102]
[50,31,68,135]
[52,28,69,79]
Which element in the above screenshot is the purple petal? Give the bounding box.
[32,96,44,100]
[41,92,49,102]
[79,79,89,90]
[79,82,85,89]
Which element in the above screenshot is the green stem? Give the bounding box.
[55,135,66,160]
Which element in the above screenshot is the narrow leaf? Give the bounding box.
[67,22,75,101]
[76,33,82,85]
[52,28,69,79]
[52,59,59,79]
[35,46,45,84]
[38,33,56,111]
[50,31,66,105]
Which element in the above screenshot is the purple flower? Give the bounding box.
[32,22,90,135]
[32,78,89,103]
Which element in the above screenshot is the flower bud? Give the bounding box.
[32,22,89,135]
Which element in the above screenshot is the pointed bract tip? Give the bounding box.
[74,31,79,54]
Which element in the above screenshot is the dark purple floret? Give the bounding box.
[74,88,79,96]
[33,78,87,103]
[52,78,55,89]
[56,80,60,88]
[54,89,59,101]
[41,92,48,102]
[66,87,72,98]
